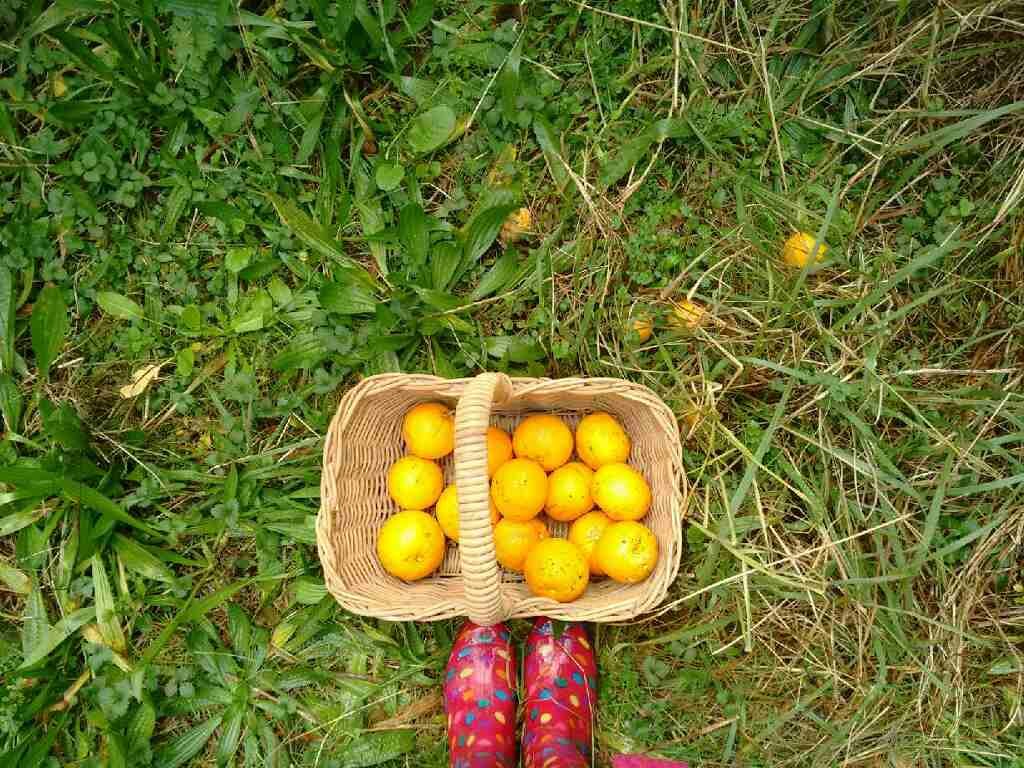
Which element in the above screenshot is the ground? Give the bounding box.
[2,1,1024,766]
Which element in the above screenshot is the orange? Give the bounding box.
[669,299,706,330]
[592,463,651,521]
[402,402,455,459]
[493,517,549,572]
[377,510,446,581]
[575,412,630,470]
[387,456,444,510]
[490,458,548,521]
[782,231,829,268]
[568,511,613,576]
[523,539,589,603]
[632,316,653,342]
[545,462,595,522]
[435,484,500,542]
[486,426,514,477]
[512,414,573,471]
[594,521,658,583]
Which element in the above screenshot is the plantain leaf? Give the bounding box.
[470,249,520,301]
[112,534,177,583]
[154,714,224,768]
[398,202,430,267]
[463,203,519,266]
[266,191,378,291]
[92,554,127,654]
[30,284,68,381]
[96,291,145,321]
[20,606,95,669]
[0,266,14,373]
[407,105,456,154]
[319,280,378,315]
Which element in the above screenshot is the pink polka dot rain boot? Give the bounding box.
[443,621,518,768]
[522,618,598,768]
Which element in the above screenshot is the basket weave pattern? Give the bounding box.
[317,373,685,625]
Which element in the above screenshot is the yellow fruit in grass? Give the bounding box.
[523,539,590,602]
[592,463,651,521]
[435,485,501,542]
[632,316,653,342]
[782,231,829,268]
[594,521,658,583]
[545,462,595,522]
[575,412,630,470]
[491,458,548,521]
[512,414,574,471]
[669,299,706,330]
[493,517,549,572]
[377,510,446,581]
[402,402,454,459]
[500,207,532,246]
[486,426,514,477]
[568,511,613,576]
[387,456,444,510]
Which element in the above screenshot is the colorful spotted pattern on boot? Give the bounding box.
[443,622,518,768]
[522,619,598,768]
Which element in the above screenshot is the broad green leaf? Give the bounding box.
[0,266,14,373]
[22,582,49,658]
[533,116,569,193]
[375,162,405,191]
[470,249,520,301]
[58,478,157,535]
[356,199,389,276]
[271,334,329,372]
[0,559,30,594]
[231,308,265,334]
[226,604,252,660]
[127,700,156,752]
[217,703,246,767]
[293,576,328,604]
[92,554,127,654]
[161,181,192,240]
[462,203,520,265]
[431,241,462,290]
[266,192,378,291]
[20,606,95,668]
[225,247,254,273]
[0,373,22,433]
[599,117,692,189]
[97,291,145,321]
[154,714,223,768]
[337,730,416,767]
[112,534,177,583]
[319,281,378,315]
[406,0,434,33]
[407,105,456,154]
[398,75,436,105]
[484,335,546,363]
[398,203,430,267]
[0,506,47,536]
[30,284,68,381]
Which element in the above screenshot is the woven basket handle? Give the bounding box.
[454,372,513,626]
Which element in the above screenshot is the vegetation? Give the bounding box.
[2,1,1024,765]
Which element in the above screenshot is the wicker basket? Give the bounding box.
[317,372,685,626]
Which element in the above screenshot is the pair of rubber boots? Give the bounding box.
[444,619,596,768]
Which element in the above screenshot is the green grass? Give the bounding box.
[2,0,1024,765]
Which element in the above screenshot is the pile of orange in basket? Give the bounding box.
[377,403,659,603]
